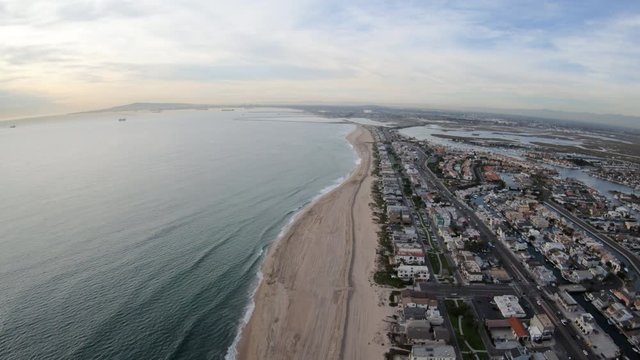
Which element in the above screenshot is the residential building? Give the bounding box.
[410,344,456,360]
[574,313,595,335]
[556,290,578,312]
[529,314,555,341]
[494,295,526,318]
[398,265,430,281]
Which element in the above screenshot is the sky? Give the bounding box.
[1,0,640,120]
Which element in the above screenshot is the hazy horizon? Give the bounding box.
[1,1,640,122]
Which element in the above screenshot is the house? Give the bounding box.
[542,242,565,254]
[400,294,438,310]
[574,313,595,335]
[529,314,555,341]
[395,250,426,265]
[388,205,409,224]
[398,265,430,281]
[403,306,426,321]
[410,344,456,360]
[556,290,578,312]
[605,302,633,325]
[462,261,483,282]
[509,317,529,341]
[532,266,556,285]
[425,307,444,325]
[512,242,528,251]
[504,346,531,360]
[563,269,594,284]
[432,326,450,342]
[485,319,519,349]
[406,320,432,344]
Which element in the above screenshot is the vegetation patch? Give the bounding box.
[445,300,486,355]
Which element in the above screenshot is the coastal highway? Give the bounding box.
[399,140,593,360]
[417,283,517,297]
[545,200,640,279]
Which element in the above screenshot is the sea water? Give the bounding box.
[0,108,357,360]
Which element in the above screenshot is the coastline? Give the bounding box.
[235,125,391,359]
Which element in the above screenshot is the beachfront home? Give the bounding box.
[405,320,432,344]
[388,205,409,224]
[409,344,456,360]
[400,292,438,310]
[395,248,426,265]
[398,265,430,281]
[425,307,444,326]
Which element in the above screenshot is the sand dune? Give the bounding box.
[237,126,391,360]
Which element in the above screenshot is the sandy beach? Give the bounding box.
[237,125,391,360]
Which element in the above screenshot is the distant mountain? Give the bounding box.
[83,102,214,112]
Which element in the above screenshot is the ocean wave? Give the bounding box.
[224,130,362,360]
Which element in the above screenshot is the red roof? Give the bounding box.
[509,317,528,338]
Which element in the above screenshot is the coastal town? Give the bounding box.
[367,123,640,360]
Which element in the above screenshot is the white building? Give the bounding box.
[395,250,426,265]
[574,313,595,335]
[494,295,526,318]
[529,314,555,341]
[398,265,430,281]
[410,344,456,360]
[425,307,444,326]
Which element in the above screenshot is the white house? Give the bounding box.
[395,250,426,265]
[398,265,430,281]
[494,295,526,318]
[410,344,456,360]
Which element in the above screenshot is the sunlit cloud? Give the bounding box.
[0,0,639,119]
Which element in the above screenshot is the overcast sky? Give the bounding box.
[1,0,639,119]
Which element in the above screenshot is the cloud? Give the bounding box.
[0,0,639,118]
[0,45,75,65]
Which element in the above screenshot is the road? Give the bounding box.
[418,282,516,297]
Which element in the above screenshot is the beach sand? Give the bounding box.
[237,125,391,359]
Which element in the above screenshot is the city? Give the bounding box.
[361,114,640,360]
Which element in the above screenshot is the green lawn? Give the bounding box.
[444,300,487,355]
[428,253,441,274]
[374,270,406,288]
[439,253,453,274]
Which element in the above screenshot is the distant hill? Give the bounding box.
[83,102,214,113]
[78,102,640,131]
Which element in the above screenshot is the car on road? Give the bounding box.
[561,319,568,325]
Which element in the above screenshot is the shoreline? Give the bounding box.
[224,154,358,360]
[235,125,390,359]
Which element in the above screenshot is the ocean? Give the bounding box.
[0,108,357,360]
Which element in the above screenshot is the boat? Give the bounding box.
[118,118,126,122]
[221,108,235,111]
